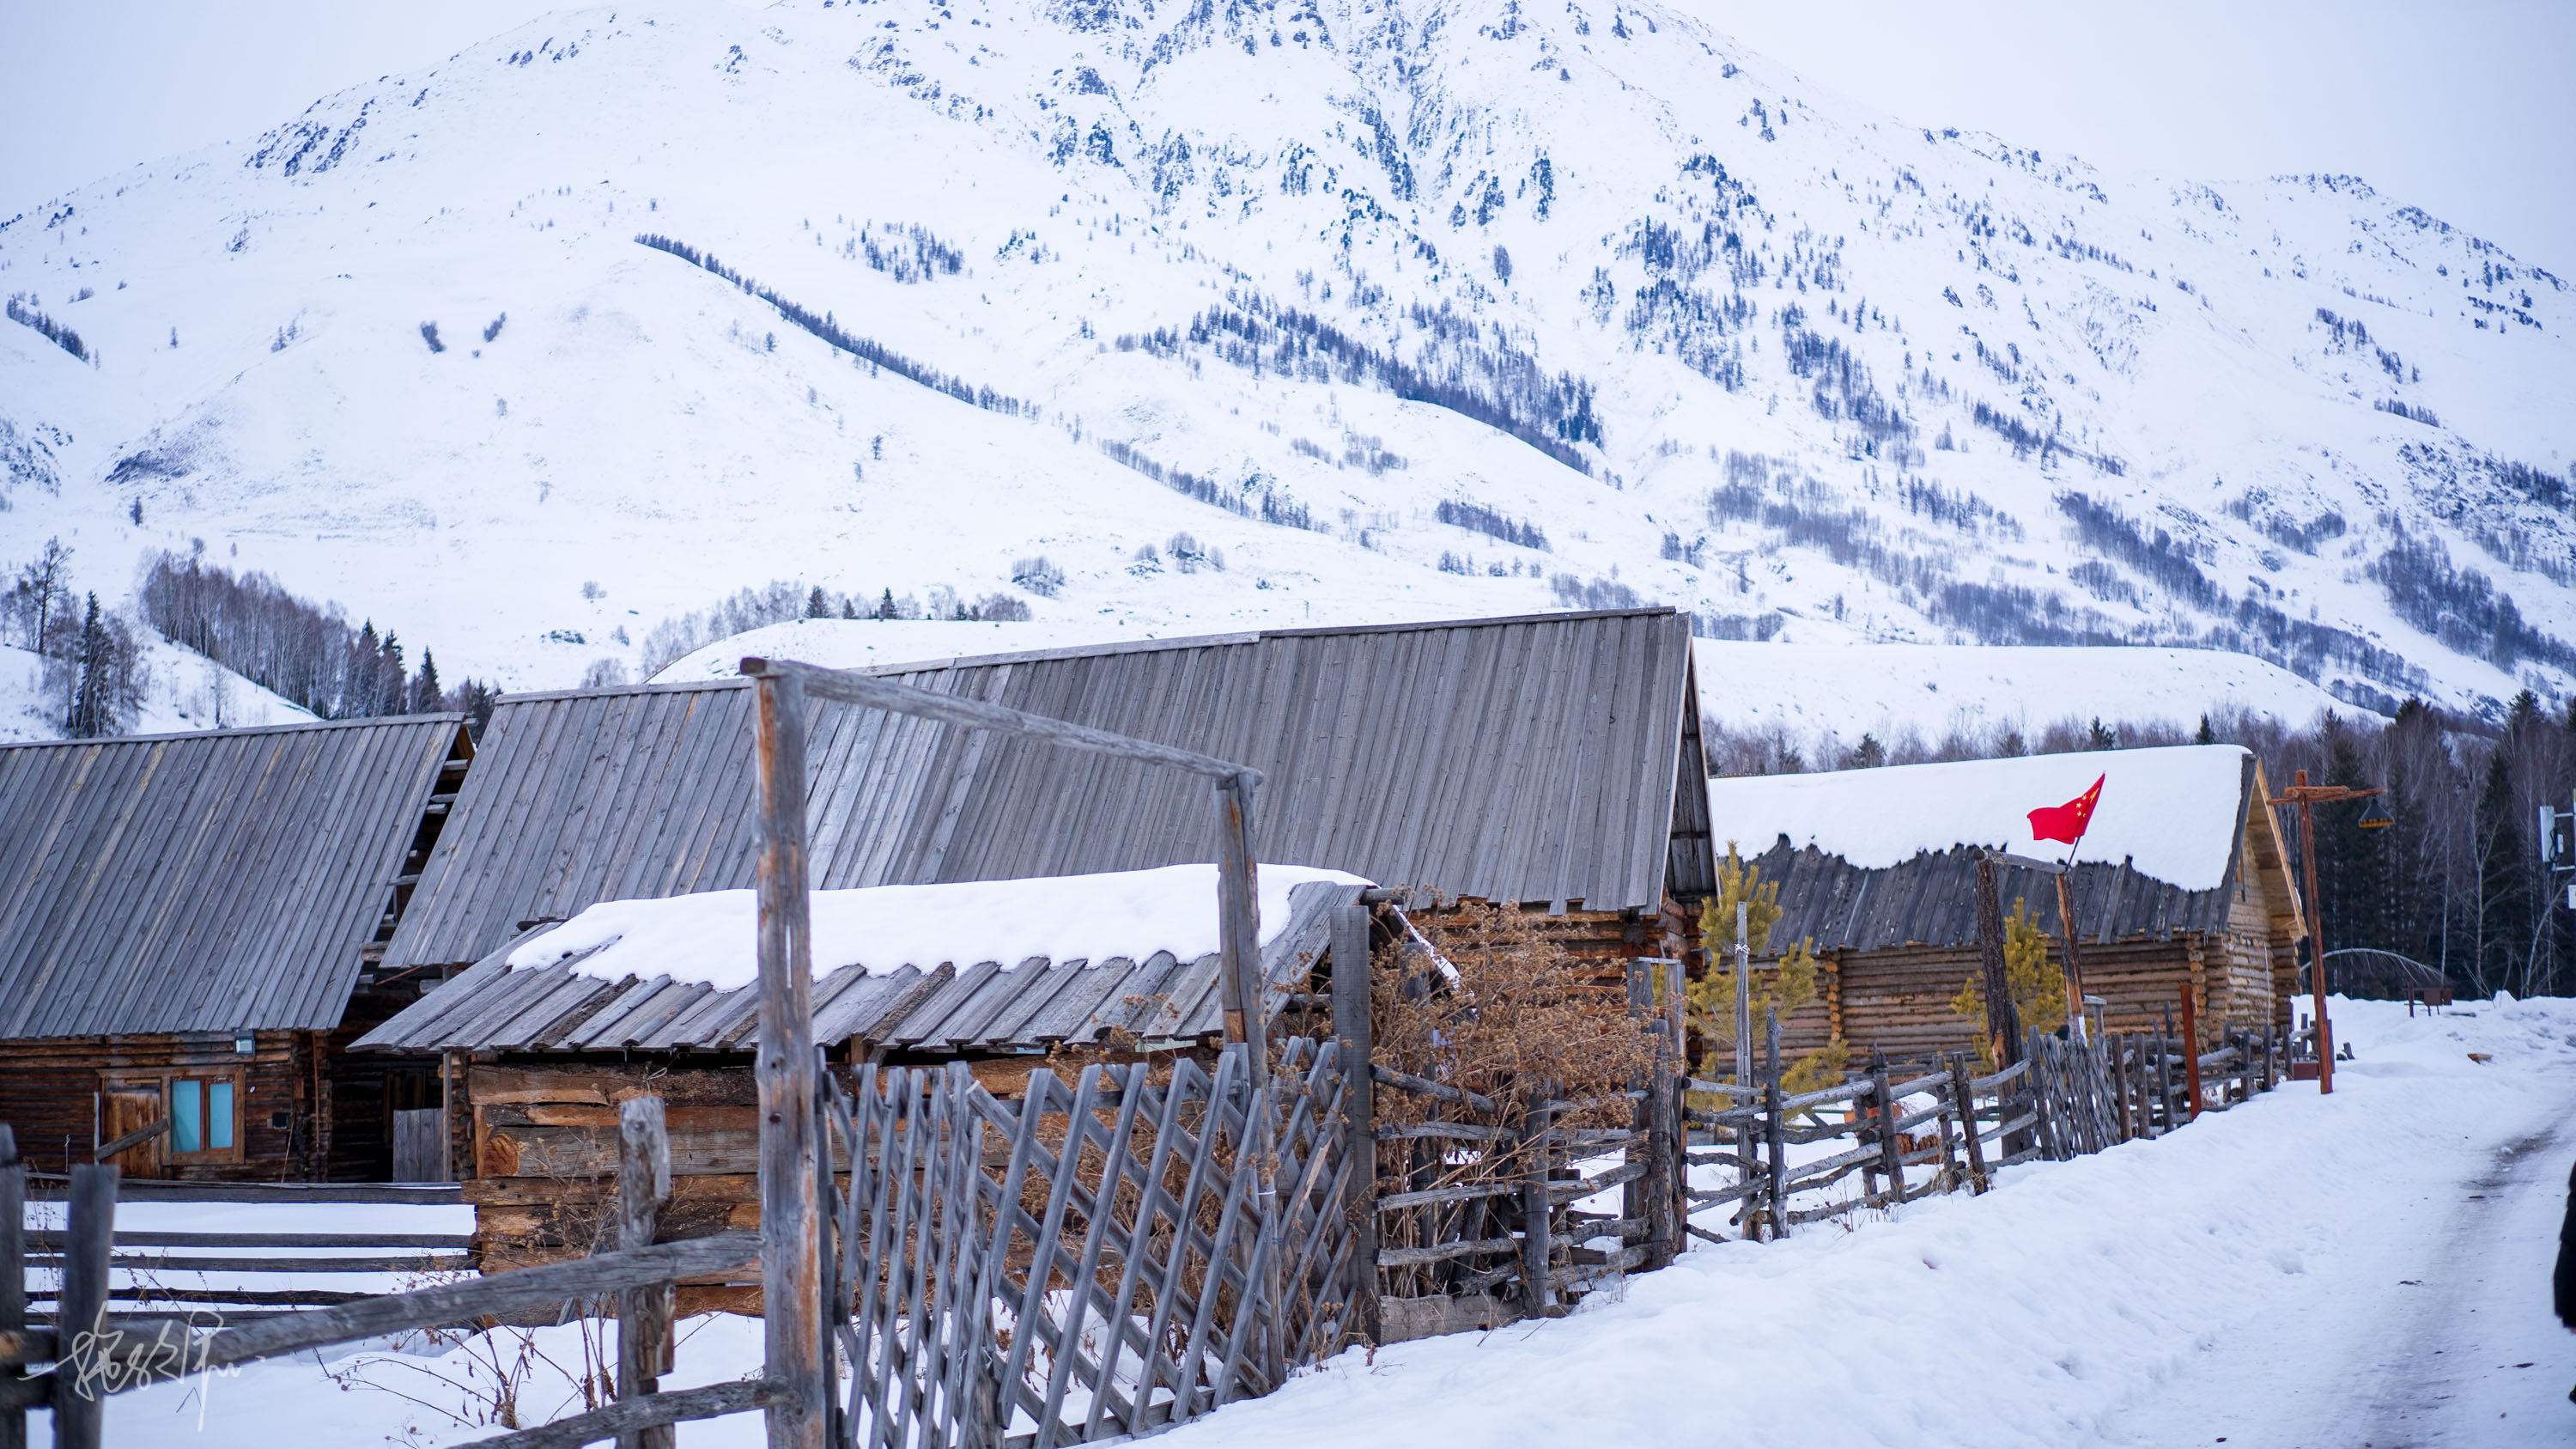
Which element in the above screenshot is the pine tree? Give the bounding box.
[1847,733,1886,769]
[410,650,444,713]
[65,593,112,738]
[1685,845,1847,1098]
[378,631,408,715]
[2086,717,2117,750]
[806,586,831,618]
[875,588,897,620]
[2193,714,2216,745]
[1948,897,2065,1066]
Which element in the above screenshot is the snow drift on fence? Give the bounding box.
[1704,743,2251,889]
[507,863,1373,989]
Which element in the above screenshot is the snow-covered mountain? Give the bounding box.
[2,0,2567,726]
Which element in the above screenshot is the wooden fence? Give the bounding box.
[1666,1012,2297,1243]
[817,1039,1358,1449]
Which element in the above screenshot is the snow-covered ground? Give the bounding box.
[32,993,2576,1446]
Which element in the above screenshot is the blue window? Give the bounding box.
[170,1080,204,1153]
[206,1080,234,1151]
[165,1076,237,1155]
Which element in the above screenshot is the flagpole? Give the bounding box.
[2052,803,2095,1045]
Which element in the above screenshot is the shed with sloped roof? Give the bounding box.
[0,715,474,1180]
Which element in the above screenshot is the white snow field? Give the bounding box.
[32,994,2576,1447]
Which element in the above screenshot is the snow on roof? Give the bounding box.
[1704,745,2253,892]
[504,863,1374,991]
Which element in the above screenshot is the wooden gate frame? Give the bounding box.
[737,655,1279,1449]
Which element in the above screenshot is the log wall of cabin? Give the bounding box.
[0,1031,311,1180]
[1820,934,2284,1064]
[0,1002,440,1184]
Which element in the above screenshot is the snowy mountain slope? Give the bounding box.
[0,0,2567,728]
[0,633,316,744]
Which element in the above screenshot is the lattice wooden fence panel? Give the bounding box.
[819,1040,1357,1449]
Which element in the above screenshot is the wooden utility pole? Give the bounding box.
[1971,851,2023,1068]
[750,668,825,1449]
[2269,768,2387,1096]
[2050,871,2091,1045]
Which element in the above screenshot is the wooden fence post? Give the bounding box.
[1763,1010,1789,1239]
[1949,1056,1988,1194]
[54,1165,115,1449]
[2154,1003,2177,1133]
[1664,956,1686,1255]
[1518,1092,1556,1315]
[2176,985,2202,1122]
[1213,774,1267,1086]
[748,665,825,1449]
[617,1097,675,1449]
[1328,904,1378,1346]
[1869,1059,1902,1205]
[1,1125,24,1449]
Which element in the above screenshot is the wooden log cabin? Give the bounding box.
[357,867,1385,1298]
[1705,744,2305,1064]
[0,716,475,1182]
[353,608,1711,1265]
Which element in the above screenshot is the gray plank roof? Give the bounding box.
[382,609,1708,973]
[0,715,469,1037]
[1743,754,2276,953]
[355,880,1363,1054]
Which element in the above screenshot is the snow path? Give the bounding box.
[2086,1068,2576,1448]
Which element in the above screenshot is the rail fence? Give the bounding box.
[1671,1012,2297,1243]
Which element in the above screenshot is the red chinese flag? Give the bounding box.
[2027,774,2105,846]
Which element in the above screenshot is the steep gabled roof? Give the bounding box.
[384,609,1708,972]
[357,874,1364,1056]
[1706,746,2306,952]
[0,715,470,1037]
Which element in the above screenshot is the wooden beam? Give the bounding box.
[742,657,1263,787]
[455,1379,783,1449]
[750,670,825,1449]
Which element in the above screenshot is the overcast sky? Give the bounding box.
[3,1,2569,268]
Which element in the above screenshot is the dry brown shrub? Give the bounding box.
[1368,900,1656,1294]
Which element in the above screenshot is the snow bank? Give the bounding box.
[1705,743,2251,889]
[1693,640,2350,742]
[506,862,1372,989]
[650,618,1236,685]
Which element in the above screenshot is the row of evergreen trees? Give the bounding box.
[2274,691,2574,1001]
[136,549,496,734]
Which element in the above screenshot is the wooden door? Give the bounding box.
[100,1087,165,1178]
